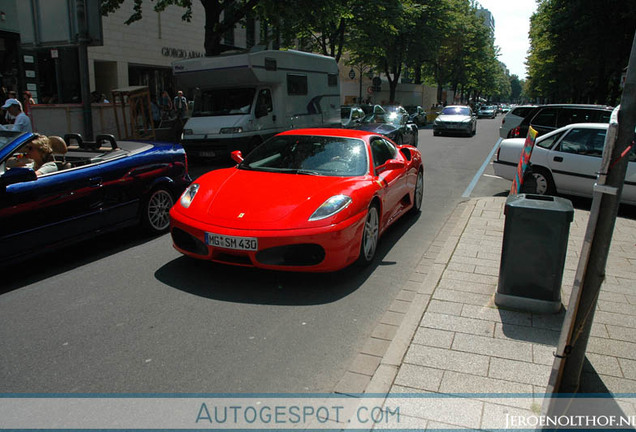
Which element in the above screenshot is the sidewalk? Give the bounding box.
[366,196,636,430]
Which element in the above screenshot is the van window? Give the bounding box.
[193,88,255,117]
[531,108,558,128]
[328,73,338,87]
[255,89,273,118]
[287,74,308,95]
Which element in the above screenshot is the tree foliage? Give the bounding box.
[526,0,636,105]
[100,0,520,102]
[100,0,260,56]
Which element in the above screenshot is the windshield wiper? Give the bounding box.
[296,169,321,176]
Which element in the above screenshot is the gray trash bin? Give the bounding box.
[495,194,574,314]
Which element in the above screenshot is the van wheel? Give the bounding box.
[142,186,174,234]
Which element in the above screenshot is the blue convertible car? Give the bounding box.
[0,131,191,265]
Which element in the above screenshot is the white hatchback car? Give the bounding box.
[493,122,636,204]
[499,105,537,138]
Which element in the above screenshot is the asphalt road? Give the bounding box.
[1,118,512,393]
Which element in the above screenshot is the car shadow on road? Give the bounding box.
[0,227,165,296]
[154,211,421,306]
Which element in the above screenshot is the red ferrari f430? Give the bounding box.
[170,128,423,272]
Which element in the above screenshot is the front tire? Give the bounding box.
[411,169,424,214]
[357,204,380,266]
[142,187,174,234]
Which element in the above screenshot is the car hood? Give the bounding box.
[436,114,472,122]
[188,168,367,230]
[354,123,398,135]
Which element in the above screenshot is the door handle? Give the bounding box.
[553,156,563,162]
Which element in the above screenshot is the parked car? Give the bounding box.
[506,104,613,138]
[341,105,365,127]
[432,105,477,137]
[477,105,496,119]
[0,131,191,265]
[404,105,427,126]
[170,128,424,272]
[499,105,537,138]
[493,122,636,204]
[353,105,419,146]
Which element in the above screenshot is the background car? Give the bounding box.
[404,105,427,126]
[499,105,537,138]
[0,131,191,265]
[170,128,424,272]
[341,105,365,127]
[477,105,496,119]
[506,104,613,138]
[432,105,477,137]
[493,122,635,204]
[352,105,418,146]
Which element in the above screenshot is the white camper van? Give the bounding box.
[172,49,341,158]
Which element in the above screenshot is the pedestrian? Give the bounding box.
[173,90,188,122]
[159,90,173,119]
[151,98,161,128]
[0,98,32,133]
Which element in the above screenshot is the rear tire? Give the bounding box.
[142,186,174,234]
[525,167,556,196]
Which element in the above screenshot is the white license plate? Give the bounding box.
[206,233,258,251]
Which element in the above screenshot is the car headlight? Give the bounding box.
[180,183,200,208]
[220,127,243,134]
[309,195,352,221]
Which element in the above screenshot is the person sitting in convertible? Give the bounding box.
[7,135,59,176]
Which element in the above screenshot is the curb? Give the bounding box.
[333,198,478,396]
[364,199,477,394]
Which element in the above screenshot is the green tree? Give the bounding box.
[527,0,636,104]
[257,0,353,62]
[348,0,424,102]
[100,0,261,56]
[509,74,523,102]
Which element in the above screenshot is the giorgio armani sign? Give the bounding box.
[161,47,204,59]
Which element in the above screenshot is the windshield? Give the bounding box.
[193,87,256,117]
[0,131,25,153]
[241,135,368,177]
[341,107,351,119]
[442,106,471,116]
[360,106,392,125]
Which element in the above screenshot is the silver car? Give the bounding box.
[433,105,477,137]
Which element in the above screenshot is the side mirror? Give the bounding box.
[231,150,244,164]
[0,167,37,188]
[377,159,405,174]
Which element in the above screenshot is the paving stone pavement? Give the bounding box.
[361,196,636,430]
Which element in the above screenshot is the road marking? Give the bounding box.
[462,137,502,198]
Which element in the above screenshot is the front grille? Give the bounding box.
[171,228,208,256]
[256,244,325,267]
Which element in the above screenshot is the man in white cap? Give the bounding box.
[0,98,32,133]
